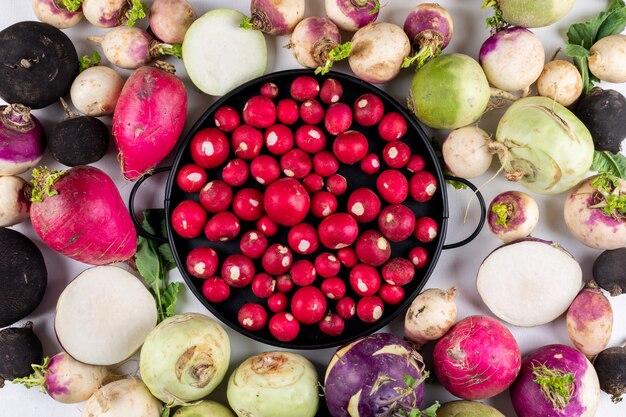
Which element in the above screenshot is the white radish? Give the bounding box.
[404,287,457,349]
[55,266,157,366]
[487,191,539,242]
[442,126,494,179]
[588,34,626,84]
[0,175,31,227]
[536,60,583,107]
[149,0,196,44]
[70,65,124,116]
[81,378,162,417]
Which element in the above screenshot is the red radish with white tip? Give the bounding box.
[319,313,345,337]
[315,252,341,278]
[257,215,279,237]
[222,158,249,187]
[336,297,356,319]
[262,244,293,275]
[338,247,359,267]
[349,264,382,296]
[250,155,281,185]
[289,17,342,69]
[281,148,312,178]
[260,82,279,99]
[299,99,324,125]
[320,78,343,104]
[172,200,207,239]
[202,277,230,303]
[357,296,384,323]
[321,278,347,300]
[288,223,319,255]
[290,259,317,286]
[276,274,294,293]
[242,0,305,36]
[277,98,300,125]
[407,154,426,173]
[313,151,339,176]
[302,173,324,193]
[264,124,294,155]
[251,273,275,298]
[291,286,327,324]
[242,95,276,128]
[326,174,348,195]
[319,213,359,249]
[325,0,379,32]
[268,292,289,313]
[311,191,338,218]
[325,103,353,135]
[176,164,207,193]
[409,246,429,269]
[238,303,267,331]
[204,211,240,242]
[269,312,300,342]
[378,204,416,242]
[353,93,384,126]
[186,247,219,279]
[378,112,407,142]
[382,257,415,286]
[222,254,255,288]
[376,169,409,204]
[415,216,438,243]
[383,142,411,168]
[360,153,381,175]
[214,105,241,132]
[296,125,326,154]
[199,180,232,213]
[348,188,381,223]
[290,76,320,101]
[190,128,230,169]
[379,283,405,305]
[240,230,268,259]
[332,130,368,164]
[402,3,453,70]
[409,171,437,203]
[232,188,264,221]
[232,125,263,160]
[264,178,310,226]
[356,230,391,267]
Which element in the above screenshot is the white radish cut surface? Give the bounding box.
[183,8,267,96]
[476,240,582,327]
[55,266,157,365]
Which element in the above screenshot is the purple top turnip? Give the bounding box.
[402,3,454,70]
[0,104,46,176]
[488,190,539,242]
[32,0,83,29]
[241,0,305,36]
[325,0,380,32]
[82,0,146,27]
[149,0,196,44]
[289,17,344,72]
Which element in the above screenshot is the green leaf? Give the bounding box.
[159,43,183,59]
[564,44,590,58]
[161,282,181,318]
[597,7,626,39]
[141,211,157,236]
[136,236,160,287]
[315,42,352,75]
[447,179,468,190]
[60,0,83,13]
[491,203,510,227]
[240,16,254,30]
[369,0,380,15]
[592,151,626,179]
[421,402,440,417]
[158,243,176,271]
[125,0,147,27]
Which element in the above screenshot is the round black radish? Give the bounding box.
[592,247,626,296]
[0,228,47,328]
[0,322,43,388]
[0,21,78,109]
[48,116,110,166]
[575,87,626,154]
[593,345,626,403]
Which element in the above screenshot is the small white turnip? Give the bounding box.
[70,65,124,117]
[149,0,196,44]
[81,378,161,417]
[536,60,583,107]
[0,175,31,227]
[442,126,494,179]
[588,34,626,84]
[404,287,457,349]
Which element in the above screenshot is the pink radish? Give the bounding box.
[281,148,312,178]
[251,273,276,298]
[203,277,231,303]
[382,257,415,286]
[347,188,381,223]
[238,303,267,331]
[409,171,437,203]
[320,78,344,104]
[402,3,453,70]
[353,93,384,126]
[289,17,342,70]
[260,82,279,99]
[379,284,405,305]
[264,124,294,155]
[338,247,359,268]
[257,215,279,237]
[240,230,268,259]
[241,0,305,36]
[232,125,263,160]
[112,64,186,180]
[404,287,457,348]
[222,254,255,288]
[290,259,317,286]
[333,130,368,164]
[296,125,327,154]
[325,103,353,135]
[319,213,359,249]
[204,212,240,242]
[414,216,438,243]
[302,173,324,193]
[326,174,348,195]
[356,296,384,323]
[291,286,327,324]
[311,191,338,218]
[376,169,409,204]
[313,151,339,176]
[185,247,219,279]
[232,188,264,221]
[222,158,249,187]
[277,99,300,124]
[336,296,356,319]
[30,166,136,265]
[82,0,146,27]
[268,292,289,313]
[355,230,391,266]
[378,204,416,242]
[378,112,407,142]
[149,0,196,44]
[262,244,293,275]
[251,155,281,185]
[288,223,319,255]
[199,180,233,213]
[360,153,381,175]
[409,246,429,269]
[269,312,300,342]
[243,95,277,129]
[214,105,241,132]
[325,0,379,32]
[275,273,294,293]
[319,313,345,336]
[349,264,382,296]
[315,252,341,278]
[264,178,310,226]
[190,128,230,169]
[382,141,411,168]
[299,99,325,125]
[176,164,207,193]
[321,278,347,300]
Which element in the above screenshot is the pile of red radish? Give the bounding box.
[170,73,441,344]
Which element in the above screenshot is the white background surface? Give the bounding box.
[1,1,625,416]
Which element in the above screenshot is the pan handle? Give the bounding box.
[128,167,171,243]
[442,175,486,250]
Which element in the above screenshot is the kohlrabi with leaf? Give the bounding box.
[482,0,576,29]
[32,0,83,28]
[82,0,146,27]
[241,0,305,36]
[401,3,453,70]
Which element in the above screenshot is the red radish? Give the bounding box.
[269,312,300,342]
[260,82,279,99]
[242,95,276,129]
[262,244,293,275]
[176,163,207,193]
[326,174,348,195]
[288,223,319,255]
[356,230,391,266]
[290,76,320,101]
[276,273,294,293]
[240,230,268,259]
[238,303,267,331]
[409,171,437,203]
[353,93,385,126]
[264,178,310,226]
[404,287,457,348]
[360,153,381,175]
[407,154,426,173]
[281,149,312,178]
[250,155,281,185]
[311,191,338,218]
[171,200,208,239]
[242,0,305,36]
[376,169,409,204]
[383,142,411,168]
[289,17,342,70]
[296,125,327,154]
[319,213,359,249]
[202,277,231,303]
[325,103,352,135]
[277,98,300,125]
[433,315,522,400]
[336,297,356,319]
[232,188,265,221]
[299,99,325,125]
[315,252,341,278]
[356,296,384,323]
[251,273,276,298]
[378,204,416,242]
[378,112,407,142]
[291,286,327,324]
[319,313,345,336]
[409,246,429,269]
[321,278,347,300]
[402,3,453,70]
[290,260,317,286]
[268,292,289,313]
[379,283,405,305]
[264,124,295,155]
[222,254,255,288]
[112,64,187,180]
[382,257,415,286]
[190,127,230,169]
[349,264,382,296]
[325,0,379,32]
[313,151,339,176]
[302,173,324,193]
[222,158,250,187]
[320,78,344,104]
[185,247,219,279]
[213,105,241,132]
[257,215,279,237]
[204,212,240,242]
[338,247,359,267]
[347,188,381,223]
[149,0,196,44]
[199,180,232,213]
[415,216,438,243]
[232,125,263,160]
[332,130,368,164]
